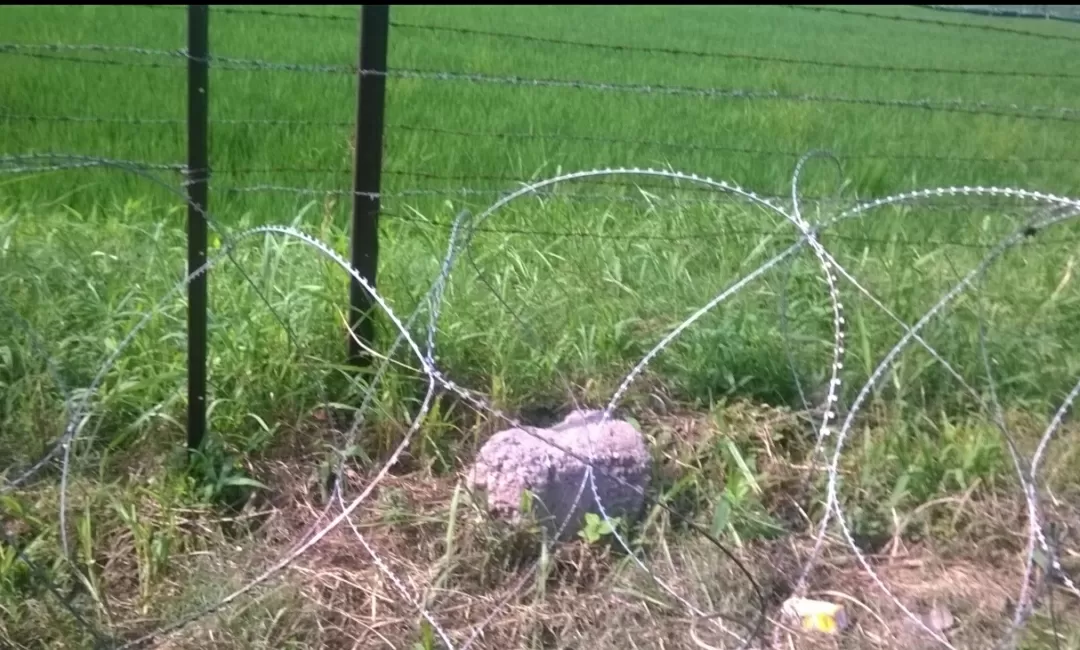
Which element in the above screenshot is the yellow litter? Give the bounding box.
[782,597,849,634]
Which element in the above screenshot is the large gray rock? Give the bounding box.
[467,409,651,541]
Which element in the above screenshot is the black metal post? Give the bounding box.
[186,4,209,451]
[348,5,390,366]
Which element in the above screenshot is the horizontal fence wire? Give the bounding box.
[10,155,1069,213]
[386,21,1080,80]
[128,2,1080,42]
[381,125,1080,165]
[3,155,1075,251]
[9,20,1080,80]
[132,4,358,22]
[4,111,1078,167]
[3,21,1078,247]
[7,151,1080,219]
[4,43,1080,124]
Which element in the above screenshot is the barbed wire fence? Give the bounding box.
[2,4,1080,649]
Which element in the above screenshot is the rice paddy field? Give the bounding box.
[1,5,1080,649]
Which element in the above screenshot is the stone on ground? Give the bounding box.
[467,409,651,541]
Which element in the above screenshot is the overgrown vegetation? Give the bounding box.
[2,4,1079,649]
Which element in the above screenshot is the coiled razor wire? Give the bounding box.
[1,153,1079,649]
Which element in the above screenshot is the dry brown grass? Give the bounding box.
[3,403,1079,650]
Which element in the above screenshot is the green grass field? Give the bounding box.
[2,5,1080,649]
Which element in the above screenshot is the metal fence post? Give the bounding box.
[186,4,210,451]
[348,5,390,366]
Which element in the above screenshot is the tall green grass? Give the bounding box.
[2,10,1080,647]
[2,4,1080,460]
[2,4,1079,214]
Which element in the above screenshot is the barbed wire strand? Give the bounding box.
[388,20,1080,80]
[4,157,1078,253]
[127,2,1080,44]
[0,43,185,69]
[4,158,1078,251]
[203,51,1080,122]
[28,1,1080,82]
[6,110,1079,166]
[5,44,1080,122]
[132,4,357,23]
